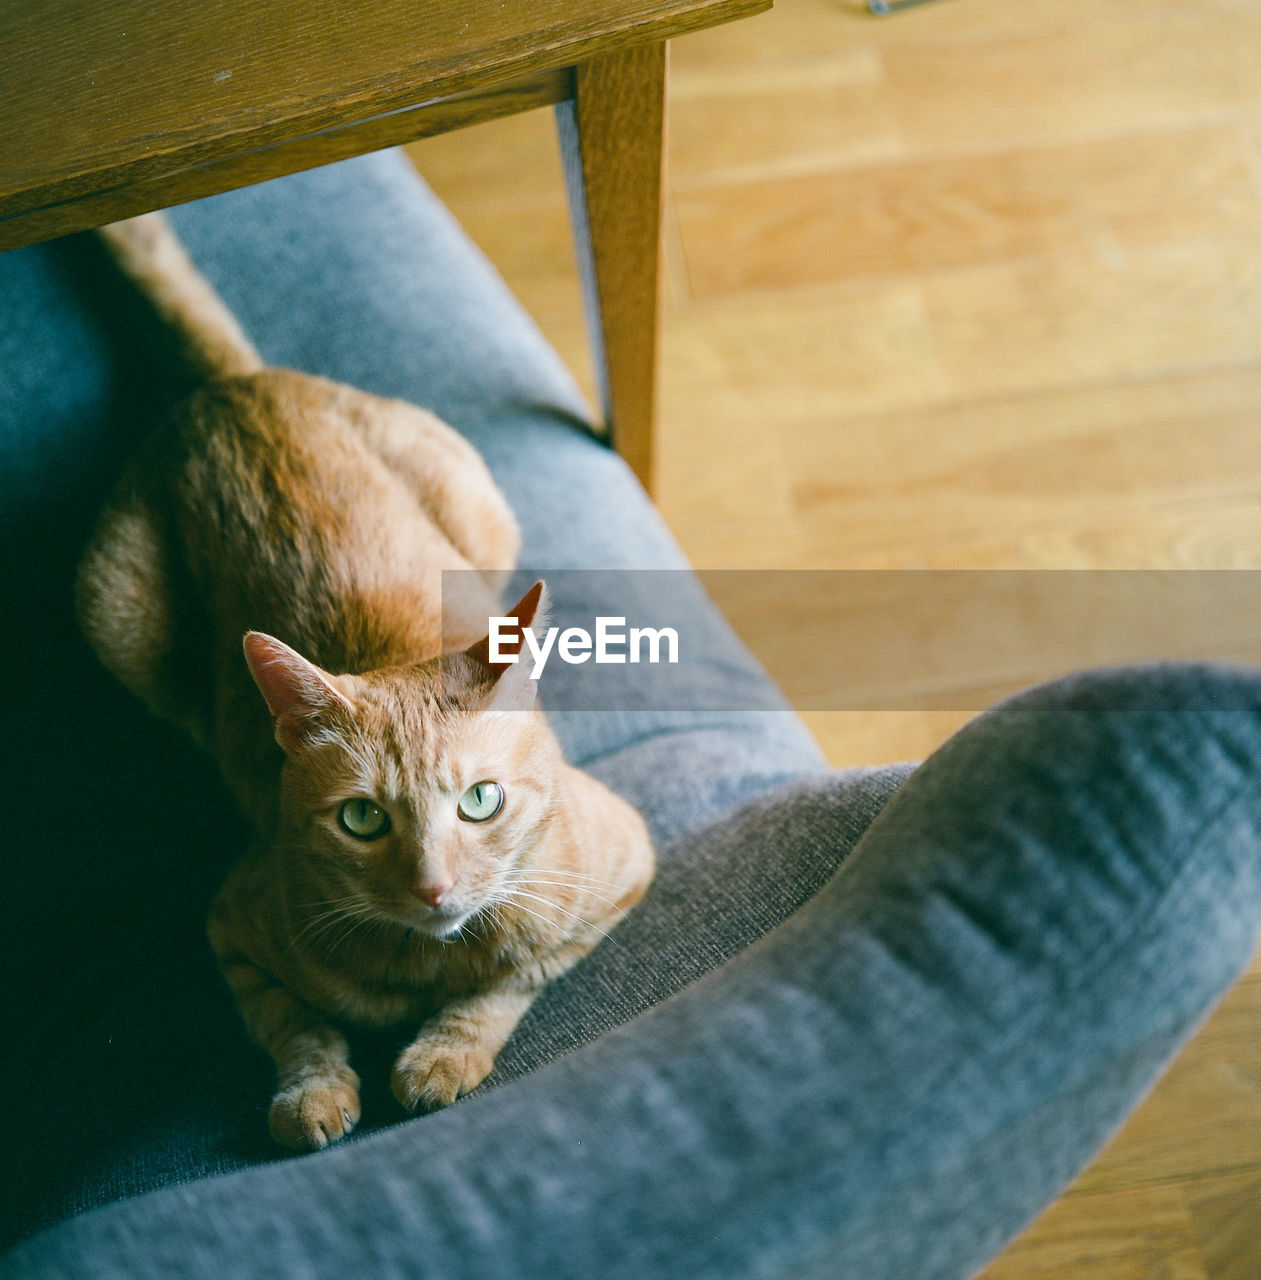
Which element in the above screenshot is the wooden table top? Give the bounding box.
[0,0,769,252]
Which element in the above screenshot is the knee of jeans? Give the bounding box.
[974,662,1261,895]
[872,663,1259,917]
[836,663,1261,1050]
[1006,660,1261,720]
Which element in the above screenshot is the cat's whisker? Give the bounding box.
[496,870,624,901]
[501,876,622,910]
[499,897,567,935]
[499,867,627,893]
[458,916,486,948]
[286,897,382,955]
[504,865,622,883]
[500,888,613,944]
[291,892,371,914]
[287,907,350,950]
[320,905,388,956]
[504,896,614,948]
[500,867,628,891]
[481,900,510,937]
[292,894,376,924]
[287,916,353,956]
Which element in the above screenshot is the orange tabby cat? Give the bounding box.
[76,213,655,1151]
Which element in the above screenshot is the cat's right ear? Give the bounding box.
[243,632,353,755]
[464,581,547,711]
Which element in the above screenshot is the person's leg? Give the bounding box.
[10,662,1258,1280]
[774,661,1261,1278]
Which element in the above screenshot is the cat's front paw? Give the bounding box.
[269,1075,361,1151]
[391,1035,495,1112]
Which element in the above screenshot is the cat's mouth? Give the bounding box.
[374,888,490,940]
[401,904,476,940]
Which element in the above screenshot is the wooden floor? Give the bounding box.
[408,0,1261,1274]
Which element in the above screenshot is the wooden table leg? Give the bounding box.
[556,42,667,493]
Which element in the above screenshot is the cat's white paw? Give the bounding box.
[268,1076,361,1151]
[391,1035,495,1112]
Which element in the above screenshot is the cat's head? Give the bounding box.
[243,583,558,939]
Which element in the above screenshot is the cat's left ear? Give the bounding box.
[243,632,354,754]
[465,580,548,711]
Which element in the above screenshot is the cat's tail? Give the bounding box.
[98,212,263,380]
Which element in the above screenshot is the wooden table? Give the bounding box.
[0,0,771,490]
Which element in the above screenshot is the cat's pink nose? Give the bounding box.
[414,881,452,909]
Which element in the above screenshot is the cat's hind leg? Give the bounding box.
[341,390,520,591]
[76,470,211,743]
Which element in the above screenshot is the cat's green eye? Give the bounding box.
[338,798,391,841]
[457,781,503,823]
